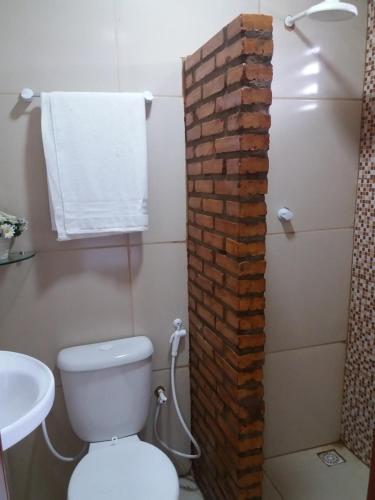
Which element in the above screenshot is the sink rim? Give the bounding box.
[0,350,55,451]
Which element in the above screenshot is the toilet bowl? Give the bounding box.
[68,436,179,500]
[57,336,179,500]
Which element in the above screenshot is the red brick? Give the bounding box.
[202,159,224,174]
[188,224,202,241]
[195,244,214,262]
[187,161,202,176]
[189,254,203,272]
[202,30,225,59]
[202,119,224,137]
[195,179,214,193]
[203,74,225,99]
[216,253,239,274]
[226,64,246,86]
[225,239,265,258]
[202,198,224,214]
[226,157,269,175]
[203,231,225,250]
[186,146,194,159]
[185,49,201,71]
[195,212,214,229]
[226,200,267,218]
[215,218,239,237]
[195,141,214,158]
[196,101,216,120]
[185,111,194,127]
[237,332,265,349]
[227,111,271,131]
[216,89,242,112]
[204,263,224,285]
[245,62,273,84]
[202,326,224,352]
[195,57,215,82]
[242,87,272,105]
[195,274,214,294]
[185,72,194,89]
[197,303,215,328]
[214,180,239,196]
[186,124,201,142]
[241,14,273,33]
[188,197,201,209]
[185,86,202,108]
[216,38,243,68]
[189,282,203,302]
[203,294,224,318]
[215,134,269,153]
[239,179,268,196]
[244,37,273,58]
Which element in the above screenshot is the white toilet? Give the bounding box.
[57,336,179,500]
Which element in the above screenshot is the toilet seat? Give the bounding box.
[68,438,179,500]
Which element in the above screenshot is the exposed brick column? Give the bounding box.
[183,14,273,500]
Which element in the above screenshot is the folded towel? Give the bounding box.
[41,92,148,240]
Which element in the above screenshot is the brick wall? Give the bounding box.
[183,14,273,500]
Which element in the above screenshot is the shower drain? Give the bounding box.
[317,449,346,466]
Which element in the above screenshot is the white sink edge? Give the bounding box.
[0,351,55,451]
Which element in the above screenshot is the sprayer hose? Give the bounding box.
[42,420,87,462]
[154,356,201,459]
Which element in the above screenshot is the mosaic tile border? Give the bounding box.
[341,0,375,466]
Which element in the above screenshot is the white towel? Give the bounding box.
[41,92,148,241]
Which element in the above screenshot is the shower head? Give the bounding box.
[285,0,358,28]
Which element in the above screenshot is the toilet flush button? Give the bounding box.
[98,344,113,351]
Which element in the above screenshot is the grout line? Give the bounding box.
[263,470,286,500]
[128,239,186,247]
[153,364,189,373]
[112,0,122,92]
[272,96,363,102]
[267,225,354,236]
[33,239,187,255]
[0,91,362,102]
[265,340,347,356]
[265,440,341,460]
[126,243,136,339]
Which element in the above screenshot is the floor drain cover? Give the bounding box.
[317,449,346,466]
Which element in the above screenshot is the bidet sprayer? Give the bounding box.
[169,318,187,357]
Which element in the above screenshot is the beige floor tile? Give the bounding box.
[265,443,370,500]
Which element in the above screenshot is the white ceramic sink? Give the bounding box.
[0,351,55,450]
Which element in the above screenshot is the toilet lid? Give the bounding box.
[68,440,179,500]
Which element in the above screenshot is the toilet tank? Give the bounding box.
[57,336,153,443]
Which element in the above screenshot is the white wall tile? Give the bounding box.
[0,0,118,93]
[260,0,367,98]
[140,367,191,475]
[264,342,346,457]
[115,0,259,96]
[267,99,361,233]
[0,247,133,369]
[0,95,130,252]
[130,97,187,245]
[130,243,189,370]
[265,228,354,352]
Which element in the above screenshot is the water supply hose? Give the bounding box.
[154,320,201,460]
[42,419,87,462]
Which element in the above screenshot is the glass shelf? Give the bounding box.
[0,251,36,266]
